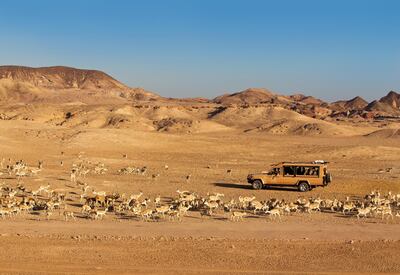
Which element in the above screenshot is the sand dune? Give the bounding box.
[0,102,391,137]
[209,106,361,136]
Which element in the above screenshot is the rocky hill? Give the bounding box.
[330,96,368,112]
[364,91,400,115]
[212,88,279,105]
[0,65,159,104]
[0,65,127,90]
[379,91,400,110]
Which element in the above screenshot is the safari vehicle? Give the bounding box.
[247,161,332,192]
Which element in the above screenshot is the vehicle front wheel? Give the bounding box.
[252,180,263,190]
[298,182,310,192]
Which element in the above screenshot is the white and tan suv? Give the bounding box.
[247,161,332,192]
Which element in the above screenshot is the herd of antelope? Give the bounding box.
[0,156,399,222]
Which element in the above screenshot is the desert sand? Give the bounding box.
[0,66,399,274]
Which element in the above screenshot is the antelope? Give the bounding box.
[32,189,40,198]
[230,211,247,222]
[208,193,223,203]
[0,209,10,219]
[30,168,41,176]
[266,209,281,221]
[250,200,266,214]
[63,211,76,221]
[356,207,371,219]
[176,190,191,197]
[81,205,92,215]
[94,208,108,220]
[178,204,192,217]
[141,209,154,221]
[82,184,91,193]
[167,210,181,221]
[80,169,90,178]
[70,170,77,183]
[342,202,355,215]
[154,195,161,206]
[239,196,256,209]
[179,194,196,205]
[8,190,18,199]
[93,191,106,197]
[204,201,219,215]
[304,202,320,213]
[380,207,393,220]
[38,184,50,194]
[155,205,171,218]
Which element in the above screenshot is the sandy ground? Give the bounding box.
[0,217,399,274]
[0,120,399,274]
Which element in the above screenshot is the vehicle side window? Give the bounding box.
[309,166,320,177]
[283,166,295,177]
[296,166,306,176]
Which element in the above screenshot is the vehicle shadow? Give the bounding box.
[213,182,252,190]
[214,182,300,192]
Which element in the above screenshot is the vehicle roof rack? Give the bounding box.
[271,161,329,166]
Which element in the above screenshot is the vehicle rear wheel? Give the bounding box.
[298,182,310,192]
[252,180,263,190]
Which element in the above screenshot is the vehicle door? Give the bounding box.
[282,166,296,185]
[268,167,281,185]
[295,165,308,182]
[305,165,320,185]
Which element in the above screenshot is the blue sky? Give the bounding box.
[0,0,399,101]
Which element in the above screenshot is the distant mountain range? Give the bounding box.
[211,87,400,118]
[0,65,399,118]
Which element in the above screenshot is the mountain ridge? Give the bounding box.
[0,65,160,104]
[0,65,399,118]
[0,65,127,90]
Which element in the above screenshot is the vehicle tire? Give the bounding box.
[298,182,310,192]
[252,180,263,190]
